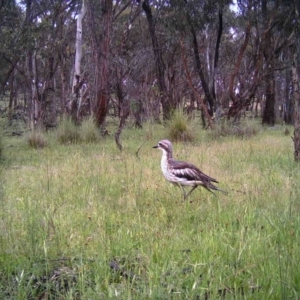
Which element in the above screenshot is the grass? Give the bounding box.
[1,121,300,299]
[165,108,196,142]
[26,130,48,149]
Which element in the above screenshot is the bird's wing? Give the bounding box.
[171,159,218,183]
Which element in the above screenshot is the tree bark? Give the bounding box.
[142,0,173,121]
[262,0,275,125]
[189,26,214,117]
[24,0,40,129]
[115,82,130,150]
[8,68,15,117]
[228,21,251,111]
[262,70,275,125]
[284,68,293,124]
[293,0,300,161]
[71,0,86,123]
[211,10,223,109]
[227,18,263,120]
[181,41,214,129]
[94,0,112,128]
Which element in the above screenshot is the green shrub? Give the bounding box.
[56,116,80,144]
[166,108,195,142]
[80,117,100,143]
[27,130,47,149]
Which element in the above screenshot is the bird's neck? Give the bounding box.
[161,150,172,169]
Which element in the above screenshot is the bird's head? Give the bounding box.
[153,139,173,156]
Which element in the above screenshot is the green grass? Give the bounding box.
[165,108,196,142]
[1,122,300,299]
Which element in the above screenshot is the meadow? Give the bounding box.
[1,120,300,299]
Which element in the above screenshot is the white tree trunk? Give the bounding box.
[71,0,86,120]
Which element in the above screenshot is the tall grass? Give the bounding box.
[1,123,299,299]
[209,118,261,140]
[26,130,48,149]
[80,117,100,143]
[56,116,81,144]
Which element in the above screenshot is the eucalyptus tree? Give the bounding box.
[70,0,87,124]
[110,1,143,148]
[227,0,294,123]
[261,0,295,125]
[160,0,233,127]
[0,1,25,114]
[1,0,80,128]
[86,0,142,130]
[226,0,263,120]
[140,0,177,121]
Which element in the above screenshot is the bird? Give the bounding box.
[153,139,227,200]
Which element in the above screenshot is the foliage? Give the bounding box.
[165,108,196,142]
[26,130,48,149]
[56,116,81,144]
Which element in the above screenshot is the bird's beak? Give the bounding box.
[153,145,158,148]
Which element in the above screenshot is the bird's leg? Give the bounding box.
[177,184,187,200]
[184,186,198,200]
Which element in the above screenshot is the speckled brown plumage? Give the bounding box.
[153,139,226,200]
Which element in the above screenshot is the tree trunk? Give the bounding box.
[8,68,15,117]
[26,49,40,129]
[227,17,263,121]
[190,25,214,116]
[228,21,251,118]
[211,10,223,109]
[293,0,300,161]
[71,0,86,123]
[142,0,173,121]
[115,82,130,150]
[94,0,112,128]
[262,0,275,125]
[284,68,293,124]
[24,0,40,129]
[181,41,214,129]
[262,72,275,125]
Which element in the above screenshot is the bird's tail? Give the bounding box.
[206,183,228,195]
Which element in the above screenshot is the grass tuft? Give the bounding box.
[210,119,260,139]
[56,116,80,144]
[80,117,100,143]
[26,130,48,149]
[166,108,195,142]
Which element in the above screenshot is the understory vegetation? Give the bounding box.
[1,117,300,299]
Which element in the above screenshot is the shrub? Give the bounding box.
[27,130,47,149]
[56,116,80,144]
[166,108,195,142]
[80,117,100,143]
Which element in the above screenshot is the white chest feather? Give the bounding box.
[160,151,170,178]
